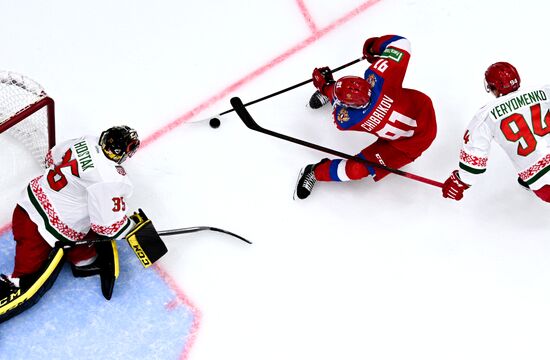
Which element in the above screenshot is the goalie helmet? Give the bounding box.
[99,126,140,164]
[333,76,371,108]
[484,62,520,96]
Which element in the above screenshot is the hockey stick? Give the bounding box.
[230,97,443,188]
[193,57,365,124]
[63,226,252,248]
[158,226,252,244]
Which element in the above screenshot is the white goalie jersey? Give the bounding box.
[458,85,550,190]
[17,135,134,247]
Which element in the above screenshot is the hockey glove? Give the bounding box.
[126,209,168,268]
[442,170,470,201]
[312,67,335,93]
[362,37,379,63]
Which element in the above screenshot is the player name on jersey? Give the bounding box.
[74,140,95,171]
[490,89,548,120]
[361,94,394,131]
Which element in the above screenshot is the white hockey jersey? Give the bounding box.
[18,135,134,247]
[458,86,550,190]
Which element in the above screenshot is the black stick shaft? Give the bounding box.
[64,226,251,248]
[230,97,443,188]
[216,57,364,117]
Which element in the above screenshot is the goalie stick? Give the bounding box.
[64,226,252,248]
[230,96,443,188]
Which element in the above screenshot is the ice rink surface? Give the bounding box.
[2,0,550,359]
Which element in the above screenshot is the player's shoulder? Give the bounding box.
[538,84,550,96]
[91,157,130,184]
[75,136,130,184]
[465,100,496,132]
[385,36,411,54]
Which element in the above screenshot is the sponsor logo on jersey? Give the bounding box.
[381,48,403,62]
[490,90,548,120]
[337,108,350,123]
[361,94,394,131]
[74,141,95,171]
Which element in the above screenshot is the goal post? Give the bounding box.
[0,71,55,167]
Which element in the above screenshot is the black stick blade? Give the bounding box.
[208,227,252,244]
[159,226,252,245]
[230,97,260,130]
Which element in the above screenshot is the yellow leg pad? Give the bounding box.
[0,247,65,321]
[111,240,119,279]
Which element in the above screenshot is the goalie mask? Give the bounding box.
[333,76,371,109]
[99,126,140,164]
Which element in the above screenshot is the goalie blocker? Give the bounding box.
[126,209,168,268]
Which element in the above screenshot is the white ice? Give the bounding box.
[1,0,550,359]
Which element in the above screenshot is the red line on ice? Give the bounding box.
[153,264,202,360]
[141,0,382,148]
[296,0,318,33]
[0,223,11,236]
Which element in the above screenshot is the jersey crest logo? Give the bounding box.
[367,74,377,88]
[116,166,127,176]
[337,108,350,123]
[463,130,470,144]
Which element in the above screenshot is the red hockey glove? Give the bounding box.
[312,67,335,92]
[442,170,470,201]
[362,37,379,63]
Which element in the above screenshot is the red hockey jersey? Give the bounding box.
[326,35,436,157]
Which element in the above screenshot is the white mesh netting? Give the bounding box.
[0,71,50,166]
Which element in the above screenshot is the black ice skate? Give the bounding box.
[0,274,18,299]
[308,90,329,109]
[294,164,317,200]
[0,274,21,323]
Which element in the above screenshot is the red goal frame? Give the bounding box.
[0,96,56,150]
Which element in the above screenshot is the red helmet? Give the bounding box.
[484,62,520,96]
[333,76,371,108]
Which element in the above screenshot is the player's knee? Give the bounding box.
[346,161,372,180]
[67,244,97,266]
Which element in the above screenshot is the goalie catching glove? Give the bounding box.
[126,209,168,268]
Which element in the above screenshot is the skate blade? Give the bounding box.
[292,168,305,200]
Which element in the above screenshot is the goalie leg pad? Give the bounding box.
[70,240,119,300]
[0,245,65,324]
[127,209,167,268]
[98,240,119,301]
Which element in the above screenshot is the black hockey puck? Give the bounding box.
[209,118,221,129]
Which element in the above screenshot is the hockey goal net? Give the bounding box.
[0,71,55,167]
